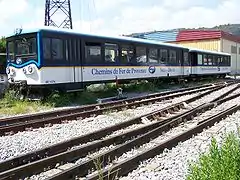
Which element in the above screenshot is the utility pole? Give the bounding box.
[44,0,73,29]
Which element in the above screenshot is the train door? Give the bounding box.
[179,50,185,77]
[66,38,83,91]
[183,50,190,76]
[73,38,83,86]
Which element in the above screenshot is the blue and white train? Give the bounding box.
[5,27,231,94]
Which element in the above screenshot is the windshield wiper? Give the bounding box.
[15,53,36,57]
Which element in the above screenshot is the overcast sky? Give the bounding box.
[0,0,239,37]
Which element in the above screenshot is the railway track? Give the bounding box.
[92,102,240,180]
[0,83,215,125]
[0,82,239,180]
[0,81,232,136]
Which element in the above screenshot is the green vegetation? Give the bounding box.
[0,36,6,53]
[46,87,117,107]
[93,156,118,180]
[0,90,51,115]
[187,132,240,180]
[0,81,160,115]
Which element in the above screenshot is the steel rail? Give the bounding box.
[1,85,239,180]
[0,83,218,126]
[0,86,222,175]
[43,93,240,180]
[0,80,234,128]
[0,84,225,136]
[87,105,240,180]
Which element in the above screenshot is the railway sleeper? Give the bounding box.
[0,85,237,177]
[90,105,240,180]
[1,92,240,180]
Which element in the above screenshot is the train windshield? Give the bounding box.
[16,38,37,56]
[7,41,14,60]
[7,33,38,64]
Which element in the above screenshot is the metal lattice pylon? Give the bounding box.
[44,0,73,29]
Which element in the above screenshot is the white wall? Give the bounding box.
[221,38,240,75]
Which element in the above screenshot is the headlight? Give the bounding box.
[28,66,34,74]
[23,68,27,74]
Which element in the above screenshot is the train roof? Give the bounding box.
[189,48,231,56]
[7,26,188,50]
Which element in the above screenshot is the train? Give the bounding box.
[5,27,231,95]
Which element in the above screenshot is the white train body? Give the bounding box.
[5,27,231,92]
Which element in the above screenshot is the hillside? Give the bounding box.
[127,24,240,37]
[182,24,240,36]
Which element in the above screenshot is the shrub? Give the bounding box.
[187,132,240,180]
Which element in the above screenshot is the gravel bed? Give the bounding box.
[75,85,240,178]
[25,85,236,179]
[119,97,240,180]
[225,86,240,98]
[187,83,239,108]
[0,92,199,162]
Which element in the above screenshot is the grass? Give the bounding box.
[46,86,117,107]
[93,156,118,180]
[0,90,51,115]
[186,131,240,180]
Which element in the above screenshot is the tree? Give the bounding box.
[0,37,6,72]
[0,37,6,53]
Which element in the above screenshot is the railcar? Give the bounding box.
[5,27,231,95]
[189,48,231,78]
[5,27,191,94]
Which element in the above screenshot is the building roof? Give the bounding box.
[130,29,240,43]
[177,30,240,43]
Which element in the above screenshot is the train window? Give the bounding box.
[208,55,213,65]
[149,48,158,63]
[65,40,69,61]
[203,54,208,65]
[183,52,189,66]
[121,45,134,64]
[72,39,77,60]
[105,43,118,63]
[85,42,102,64]
[218,57,223,66]
[136,47,147,63]
[169,50,177,65]
[52,38,63,60]
[159,49,168,64]
[16,38,36,56]
[43,38,51,59]
[212,56,217,66]
[223,56,228,66]
[7,41,14,60]
[197,54,203,65]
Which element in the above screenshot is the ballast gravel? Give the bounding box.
[21,84,238,179]
[119,98,240,180]
[0,92,198,162]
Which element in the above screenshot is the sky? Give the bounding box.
[0,0,240,37]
